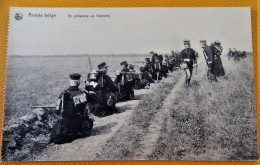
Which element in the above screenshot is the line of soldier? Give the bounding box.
[49,39,226,144]
[227,48,248,61]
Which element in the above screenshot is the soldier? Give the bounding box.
[153,55,168,80]
[200,40,217,81]
[120,61,129,72]
[114,61,135,102]
[150,51,159,64]
[233,48,240,61]
[175,51,181,68]
[140,58,155,83]
[210,40,225,77]
[90,62,119,116]
[242,51,247,58]
[50,73,94,144]
[165,55,173,72]
[227,48,233,60]
[179,40,197,86]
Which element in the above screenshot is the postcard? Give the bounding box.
[2,7,258,161]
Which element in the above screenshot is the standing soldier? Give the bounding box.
[210,40,225,76]
[200,40,217,81]
[227,48,233,60]
[50,73,94,144]
[179,40,197,86]
[233,48,240,61]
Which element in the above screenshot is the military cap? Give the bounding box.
[183,39,190,45]
[120,61,128,66]
[215,40,221,45]
[129,64,134,69]
[145,58,150,62]
[200,40,207,44]
[97,62,108,69]
[70,73,81,80]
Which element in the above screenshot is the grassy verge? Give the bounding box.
[95,71,182,160]
[151,56,258,160]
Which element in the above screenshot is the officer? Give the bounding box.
[200,40,217,81]
[179,40,197,86]
[114,61,134,101]
[50,73,94,144]
[210,40,225,76]
[92,62,119,116]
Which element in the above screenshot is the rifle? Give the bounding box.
[202,50,209,66]
[88,56,93,71]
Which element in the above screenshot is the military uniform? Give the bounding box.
[114,61,134,101]
[140,58,155,83]
[180,40,197,86]
[90,62,119,117]
[200,40,217,81]
[233,49,240,61]
[210,41,225,76]
[50,73,93,144]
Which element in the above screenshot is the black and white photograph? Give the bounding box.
[2,7,258,161]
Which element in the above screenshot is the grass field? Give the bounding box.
[93,55,258,160]
[4,55,148,123]
[150,55,258,160]
[3,54,258,160]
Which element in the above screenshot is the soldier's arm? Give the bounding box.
[55,92,64,115]
[106,75,119,92]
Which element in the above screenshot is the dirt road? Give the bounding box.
[30,72,184,161]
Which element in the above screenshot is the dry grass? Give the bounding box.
[151,55,258,160]
[95,71,182,160]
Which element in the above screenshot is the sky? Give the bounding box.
[8,7,252,56]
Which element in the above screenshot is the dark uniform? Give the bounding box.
[200,40,217,81]
[153,55,168,80]
[180,40,197,86]
[233,48,240,61]
[165,55,173,72]
[89,62,119,117]
[50,73,93,144]
[140,58,155,83]
[227,48,233,60]
[210,41,225,77]
[150,51,159,64]
[114,61,134,102]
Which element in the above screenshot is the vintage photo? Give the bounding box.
[2,7,258,161]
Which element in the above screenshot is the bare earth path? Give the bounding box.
[30,80,169,161]
[133,74,185,160]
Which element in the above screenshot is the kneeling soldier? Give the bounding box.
[91,62,119,116]
[114,61,135,101]
[50,73,94,144]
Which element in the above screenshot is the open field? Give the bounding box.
[4,55,148,123]
[2,54,258,161]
